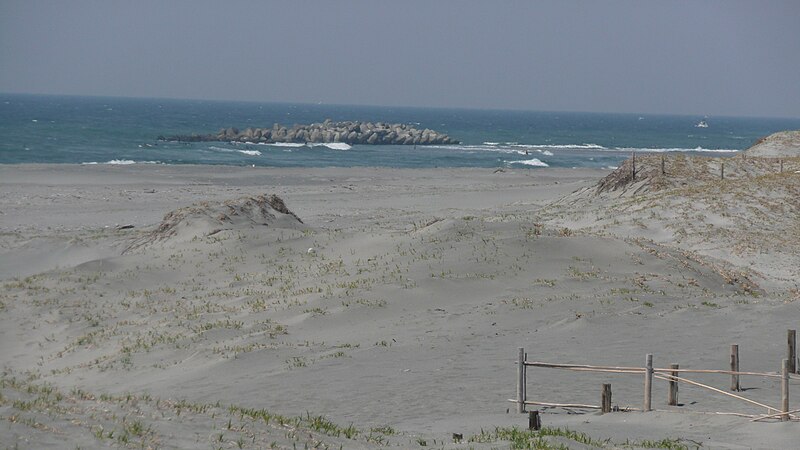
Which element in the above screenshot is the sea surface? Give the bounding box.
[2,94,800,169]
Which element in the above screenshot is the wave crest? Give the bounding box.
[509,158,549,167]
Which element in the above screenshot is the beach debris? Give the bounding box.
[307,247,316,255]
[115,224,134,230]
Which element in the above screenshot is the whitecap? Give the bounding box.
[509,158,549,167]
[269,142,306,148]
[312,142,351,150]
[511,143,607,150]
[82,160,162,165]
[209,146,260,156]
[614,147,738,153]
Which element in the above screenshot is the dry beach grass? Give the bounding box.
[0,157,798,449]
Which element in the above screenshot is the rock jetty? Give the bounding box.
[159,120,459,145]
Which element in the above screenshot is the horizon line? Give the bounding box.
[2,90,800,122]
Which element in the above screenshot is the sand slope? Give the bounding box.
[745,130,800,157]
[1,164,798,449]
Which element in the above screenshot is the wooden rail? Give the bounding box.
[514,328,799,422]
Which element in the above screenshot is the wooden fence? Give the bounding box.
[512,329,800,422]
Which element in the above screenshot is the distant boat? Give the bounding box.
[695,119,709,128]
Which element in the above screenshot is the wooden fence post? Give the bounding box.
[721,161,725,180]
[780,159,784,173]
[517,347,525,413]
[644,354,653,411]
[788,329,796,374]
[601,383,612,413]
[668,364,679,406]
[528,411,541,430]
[730,344,740,392]
[631,152,636,181]
[782,358,790,421]
[661,154,666,175]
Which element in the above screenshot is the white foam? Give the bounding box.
[428,143,608,153]
[312,142,352,150]
[103,160,160,164]
[209,146,261,156]
[511,143,607,150]
[614,147,739,153]
[509,158,549,167]
[269,142,305,147]
[83,159,138,165]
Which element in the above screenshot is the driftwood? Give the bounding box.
[750,408,800,422]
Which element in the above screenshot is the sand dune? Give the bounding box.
[1,163,798,449]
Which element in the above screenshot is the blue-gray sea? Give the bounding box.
[2,94,799,169]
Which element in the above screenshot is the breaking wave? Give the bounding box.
[508,158,549,167]
[82,160,161,165]
[311,142,351,150]
[209,146,262,156]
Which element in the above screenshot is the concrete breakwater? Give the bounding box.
[159,120,459,145]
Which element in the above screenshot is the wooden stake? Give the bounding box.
[730,344,740,392]
[721,161,725,180]
[788,330,796,374]
[601,383,612,414]
[780,159,784,173]
[528,411,541,430]
[631,152,636,181]
[661,154,666,175]
[644,354,653,411]
[517,347,525,413]
[668,364,679,406]
[782,358,790,421]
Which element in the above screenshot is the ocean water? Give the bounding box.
[2,94,799,169]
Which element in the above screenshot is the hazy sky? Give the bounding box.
[2,1,799,117]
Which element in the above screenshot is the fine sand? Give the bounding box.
[1,162,798,449]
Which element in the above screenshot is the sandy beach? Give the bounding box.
[2,161,799,449]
